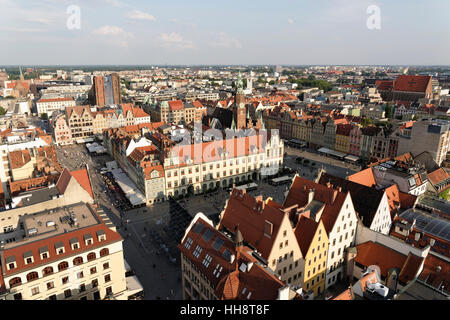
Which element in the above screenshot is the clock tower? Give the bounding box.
[233,71,247,129]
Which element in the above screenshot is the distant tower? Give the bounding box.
[19,66,24,81]
[233,71,247,129]
[247,71,253,91]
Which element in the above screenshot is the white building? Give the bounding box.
[36,98,76,116]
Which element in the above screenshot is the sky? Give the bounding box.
[0,0,449,66]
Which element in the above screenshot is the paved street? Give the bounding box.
[284,145,361,179]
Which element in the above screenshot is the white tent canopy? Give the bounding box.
[111,168,146,206]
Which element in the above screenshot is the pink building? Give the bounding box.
[52,115,73,146]
[349,126,362,156]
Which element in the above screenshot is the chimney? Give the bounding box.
[414,232,420,241]
[308,188,315,203]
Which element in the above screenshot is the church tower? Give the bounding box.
[233,71,247,129]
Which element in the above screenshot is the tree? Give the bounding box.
[0,106,6,116]
[361,117,374,127]
[40,113,48,121]
[385,103,393,119]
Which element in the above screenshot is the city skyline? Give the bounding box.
[1,0,449,65]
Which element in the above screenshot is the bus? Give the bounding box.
[235,182,258,192]
[269,176,292,186]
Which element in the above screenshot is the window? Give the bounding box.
[104,274,111,283]
[64,289,71,298]
[90,267,97,274]
[79,284,86,292]
[202,254,213,268]
[193,245,203,259]
[47,281,54,290]
[48,295,57,300]
[58,261,69,272]
[106,286,113,296]
[103,262,110,270]
[100,248,109,257]
[73,257,83,266]
[77,272,84,279]
[26,272,39,282]
[92,279,98,288]
[14,293,22,300]
[9,277,22,288]
[62,276,69,285]
[87,252,96,261]
[31,286,40,296]
[43,266,54,276]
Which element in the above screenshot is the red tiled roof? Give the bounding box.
[333,287,354,300]
[179,217,285,300]
[375,80,394,91]
[348,168,376,187]
[56,168,94,199]
[355,241,421,281]
[1,216,122,277]
[168,134,266,167]
[37,97,73,103]
[168,100,184,111]
[294,216,320,256]
[418,253,450,294]
[219,189,286,260]
[8,149,32,170]
[70,168,94,199]
[428,168,450,186]
[394,75,431,93]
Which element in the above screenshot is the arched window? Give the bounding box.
[58,261,69,272]
[87,252,96,262]
[9,277,22,288]
[26,272,39,282]
[73,257,83,266]
[42,266,54,276]
[100,248,109,257]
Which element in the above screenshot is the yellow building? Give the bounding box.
[335,124,352,154]
[295,216,328,297]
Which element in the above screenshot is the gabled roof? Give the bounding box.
[179,217,285,300]
[348,168,376,187]
[56,168,94,199]
[318,173,384,228]
[394,75,431,93]
[284,175,347,234]
[294,216,320,256]
[219,189,286,260]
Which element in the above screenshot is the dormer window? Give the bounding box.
[84,234,93,246]
[39,246,49,260]
[70,238,80,250]
[6,256,16,270]
[23,251,34,265]
[96,230,106,242]
[55,242,65,255]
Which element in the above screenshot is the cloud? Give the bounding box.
[127,10,155,21]
[0,26,46,33]
[92,25,134,47]
[103,0,123,7]
[288,18,294,24]
[209,32,242,49]
[160,32,195,49]
[92,25,133,37]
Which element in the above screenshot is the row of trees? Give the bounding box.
[288,75,333,92]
